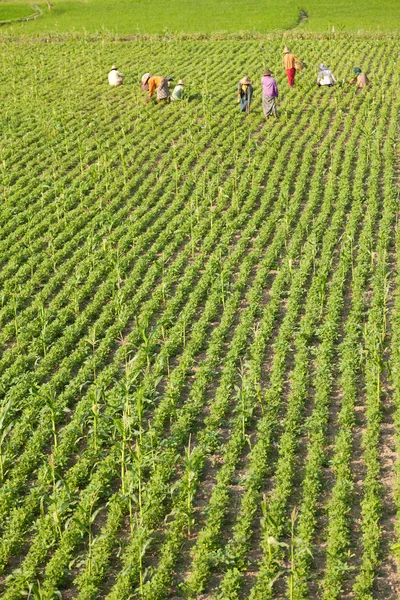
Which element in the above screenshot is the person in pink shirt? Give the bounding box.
[261,69,278,120]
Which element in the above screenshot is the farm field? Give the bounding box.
[0,34,400,600]
[1,0,400,34]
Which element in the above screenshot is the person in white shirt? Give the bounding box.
[108,65,124,87]
[317,64,336,87]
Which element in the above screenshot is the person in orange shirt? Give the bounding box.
[148,75,173,103]
[283,46,300,87]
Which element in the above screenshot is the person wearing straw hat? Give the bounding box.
[108,65,124,87]
[317,63,336,87]
[350,67,369,89]
[141,73,151,91]
[237,77,253,114]
[261,69,278,120]
[148,75,174,103]
[171,80,185,101]
[283,46,300,87]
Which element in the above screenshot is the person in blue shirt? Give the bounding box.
[237,77,253,114]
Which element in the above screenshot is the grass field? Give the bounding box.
[1,0,400,33]
[0,33,399,600]
[0,2,34,21]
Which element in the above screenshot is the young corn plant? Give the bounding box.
[38,304,50,357]
[44,385,59,450]
[22,579,61,600]
[286,508,313,600]
[90,385,105,453]
[85,326,99,380]
[182,436,198,538]
[0,399,12,483]
[73,493,103,578]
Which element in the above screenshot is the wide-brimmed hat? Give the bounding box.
[353,67,362,74]
[111,65,118,70]
[283,46,291,53]
[263,69,273,76]
[319,64,328,70]
[141,72,151,83]
[166,76,174,81]
[240,76,251,84]
[178,79,185,85]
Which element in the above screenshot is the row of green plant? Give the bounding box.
[0,38,398,599]
[321,77,397,600]
[182,65,357,598]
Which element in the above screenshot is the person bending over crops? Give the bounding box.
[148,75,173,103]
[350,67,369,89]
[141,73,151,91]
[108,65,124,87]
[317,64,336,87]
[237,77,253,114]
[261,69,278,120]
[283,46,301,87]
[171,80,185,101]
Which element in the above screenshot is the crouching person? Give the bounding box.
[141,73,152,91]
[108,65,124,87]
[171,80,185,101]
[148,75,173,103]
[317,64,336,87]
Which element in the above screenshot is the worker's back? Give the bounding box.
[357,72,369,88]
[284,53,296,70]
[108,69,124,87]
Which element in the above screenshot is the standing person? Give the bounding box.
[171,80,185,101]
[261,69,278,120]
[148,75,173,103]
[237,77,253,114]
[350,67,369,89]
[141,73,151,91]
[283,46,300,87]
[317,64,336,87]
[108,65,124,87]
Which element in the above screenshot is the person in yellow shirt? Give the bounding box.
[237,77,253,114]
[283,46,300,87]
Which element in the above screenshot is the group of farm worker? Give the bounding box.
[140,73,185,102]
[238,69,279,120]
[108,44,370,119]
[108,67,185,102]
[238,45,370,119]
[316,64,368,88]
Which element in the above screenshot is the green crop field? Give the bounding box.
[0,33,400,600]
[1,0,400,33]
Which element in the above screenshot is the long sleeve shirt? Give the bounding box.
[317,68,336,85]
[284,53,298,70]
[238,83,253,101]
[261,76,278,97]
[148,76,164,97]
[108,69,124,86]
